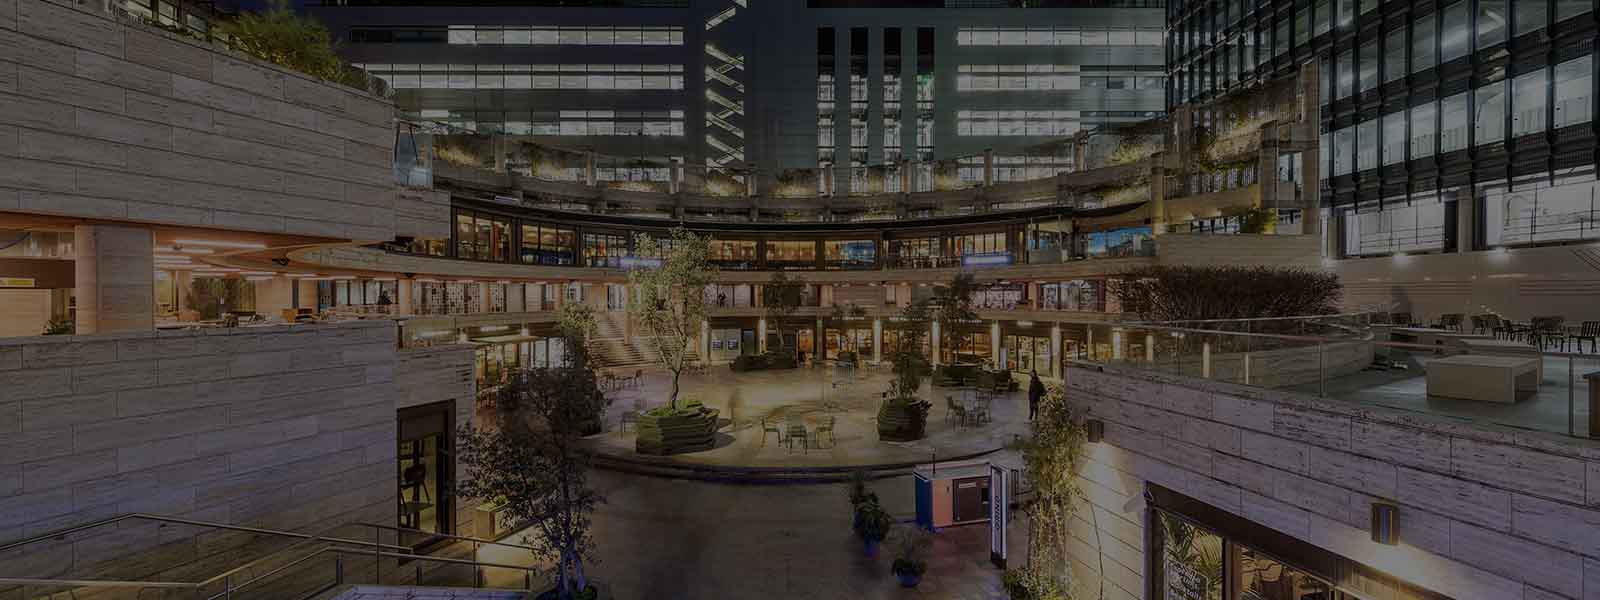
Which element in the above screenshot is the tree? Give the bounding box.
[626,228,717,410]
[1106,265,1342,325]
[878,299,933,441]
[457,304,608,600]
[929,274,980,364]
[762,272,806,355]
[218,0,385,96]
[1008,383,1088,600]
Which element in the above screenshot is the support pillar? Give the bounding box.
[478,282,491,313]
[990,320,1002,368]
[174,270,192,319]
[74,224,153,334]
[584,150,597,187]
[255,276,295,319]
[1050,324,1062,379]
[758,318,768,353]
[872,318,882,365]
[700,319,710,365]
[931,321,941,366]
[398,278,414,315]
[982,148,995,187]
[1455,188,1474,254]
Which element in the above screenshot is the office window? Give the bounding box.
[1382,110,1407,165]
[1338,0,1356,28]
[1440,92,1470,152]
[1315,0,1332,36]
[1384,28,1408,82]
[1332,126,1354,175]
[1411,101,1438,158]
[1295,6,1311,48]
[1275,18,1291,56]
[1554,55,1594,127]
[1517,0,1549,36]
[1441,1,1470,62]
[1359,39,1379,92]
[1357,119,1378,171]
[1413,13,1437,73]
[1475,80,1506,145]
[1479,0,1508,48]
[1557,0,1593,22]
[1336,50,1354,99]
[1513,68,1549,137]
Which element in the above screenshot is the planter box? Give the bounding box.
[877,399,929,442]
[634,407,721,455]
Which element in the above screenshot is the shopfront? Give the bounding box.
[824,323,873,360]
[941,326,991,365]
[397,402,455,540]
[1000,328,1052,373]
[471,331,567,390]
[1147,485,1448,600]
[709,325,755,363]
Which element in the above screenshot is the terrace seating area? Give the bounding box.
[1374,312,1600,353]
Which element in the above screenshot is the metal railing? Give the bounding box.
[1065,317,1600,439]
[0,514,544,600]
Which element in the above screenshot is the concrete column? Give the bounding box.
[1050,324,1062,379]
[991,320,1002,368]
[507,282,526,313]
[254,276,294,319]
[1455,188,1474,253]
[872,318,882,364]
[174,270,192,318]
[296,278,318,312]
[584,150,597,187]
[1144,334,1155,362]
[699,319,710,365]
[982,148,995,187]
[74,224,153,334]
[397,278,414,315]
[1110,329,1123,360]
[758,318,768,353]
[931,321,941,366]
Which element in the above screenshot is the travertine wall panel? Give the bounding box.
[1064,365,1600,600]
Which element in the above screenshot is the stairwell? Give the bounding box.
[589,311,653,370]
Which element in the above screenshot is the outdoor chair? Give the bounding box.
[1470,315,1487,335]
[619,410,640,436]
[945,396,968,426]
[1573,321,1600,354]
[1390,312,1413,328]
[1432,313,1464,332]
[1531,316,1567,350]
[630,368,643,389]
[785,420,808,453]
[760,417,784,447]
[814,416,836,448]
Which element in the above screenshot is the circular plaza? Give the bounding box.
[581,364,1033,472]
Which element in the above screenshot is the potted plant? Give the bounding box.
[851,493,892,557]
[888,526,932,588]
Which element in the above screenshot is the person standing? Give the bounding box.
[1028,369,1045,421]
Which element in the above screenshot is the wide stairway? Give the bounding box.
[588,311,652,370]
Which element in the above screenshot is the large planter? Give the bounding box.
[876,399,930,442]
[634,406,721,455]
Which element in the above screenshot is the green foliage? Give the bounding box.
[848,471,870,508]
[219,0,388,97]
[1003,568,1069,600]
[1107,265,1343,323]
[889,527,932,577]
[185,278,252,320]
[627,228,718,409]
[42,318,73,336]
[1237,206,1278,234]
[851,494,893,543]
[1160,513,1224,599]
[931,274,980,362]
[763,272,806,355]
[1013,384,1088,599]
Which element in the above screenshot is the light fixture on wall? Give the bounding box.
[1370,501,1399,545]
[1085,419,1105,443]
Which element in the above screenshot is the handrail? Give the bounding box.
[1134,311,1377,325]
[352,522,540,553]
[0,513,412,556]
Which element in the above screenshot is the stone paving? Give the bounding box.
[478,469,1028,599]
[580,365,1034,469]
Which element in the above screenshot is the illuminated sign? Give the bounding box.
[961,253,1013,267]
[620,256,663,269]
[0,278,35,288]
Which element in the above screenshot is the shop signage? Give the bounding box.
[1164,556,1209,600]
[0,277,35,288]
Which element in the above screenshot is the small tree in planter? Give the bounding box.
[878,299,932,441]
[457,307,609,600]
[762,272,807,357]
[1005,383,1088,600]
[851,492,893,557]
[626,229,722,454]
[930,274,980,372]
[889,526,932,588]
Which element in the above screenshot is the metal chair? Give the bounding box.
[760,417,784,447]
[814,416,836,448]
[785,420,808,453]
[1572,321,1600,354]
[945,396,968,427]
[619,410,640,436]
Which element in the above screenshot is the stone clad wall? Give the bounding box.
[0,320,399,582]
[0,0,448,241]
[1063,364,1600,600]
[396,344,477,537]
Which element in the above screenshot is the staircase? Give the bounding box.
[589,311,652,370]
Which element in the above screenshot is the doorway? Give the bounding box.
[398,402,454,542]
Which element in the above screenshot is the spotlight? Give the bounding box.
[1371,501,1399,545]
[1085,419,1105,443]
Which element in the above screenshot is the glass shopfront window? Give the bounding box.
[824,240,877,270]
[413,281,482,315]
[521,225,575,265]
[971,284,1025,310]
[709,240,758,270]
[1082,226,1154,258]
[941,328,991,365]
[767,240,818,269]
[1001,334,1051,373]
[824,327,873,360]
[1484,172,1600,246]
[889,237,944,268]
[1040,280,1105,311]
[706,284,754,308]
[583,233,627,268]
[952,232,1007,256]
[454,210,512,261]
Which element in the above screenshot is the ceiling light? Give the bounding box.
[171,239,268,249]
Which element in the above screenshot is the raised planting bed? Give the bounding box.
[730,352,798,372]
[635,405,722,455]
[877,398,930,442]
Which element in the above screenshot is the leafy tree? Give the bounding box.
[626,228,717,409]
[457,305,608,600]
[1009,383,1088,600]
[878,299,933,440]
[219,0,386,96]
[762,272,806,355]
[1106,265,1342,325]
[929,274,980,364]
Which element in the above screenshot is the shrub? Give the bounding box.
[851,495,893,543]
[1108,265,1342,323]
[219,0,387,97]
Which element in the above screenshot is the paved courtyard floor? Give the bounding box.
[580,365,1033,469]
[478,469,1028,599]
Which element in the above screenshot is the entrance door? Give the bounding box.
[952,476,991,522]
[741,329,756,356]
[398,402,454,541]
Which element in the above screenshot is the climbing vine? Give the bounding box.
[1007,383,1090,600]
